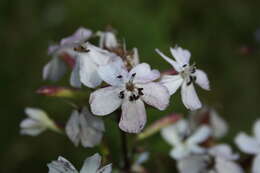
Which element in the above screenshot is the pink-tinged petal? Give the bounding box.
[254,119,260,143]
[43,57,67,81]
[235,132,260,154]
[181,83,202,111]
[119,99,147,133]
[139,82,170,110]
[195,69,210,90]
[170,46,191,66]
[65,111,80,147]
[181,83,202,110]
[160,74,183,95]
[129,63,160,83]
[60,27,92,46]
[187,125,211,145]
[98,59,128,86]
[155,49,182,72]
[90,86,122,116]
[70,59,82,88]
[252,154,260,173]
[79,55,102,88]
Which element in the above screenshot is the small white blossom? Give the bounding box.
[47,153,112,173]
[161,119,211,160]
[97,31,118,49]
[71,42,120,88]
[65,107,105,148]
[89,59,170,133]
[208,144,244,173]
[43,27,92,82]
[235,119,260,173]
[190,108,228,139]
[20,107,60,136]
[156,46,210,110]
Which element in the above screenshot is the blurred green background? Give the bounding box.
[1,0,260,172]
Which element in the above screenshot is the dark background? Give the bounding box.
[1,0,260,172]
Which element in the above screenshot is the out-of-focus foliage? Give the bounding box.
[1,0,260,172]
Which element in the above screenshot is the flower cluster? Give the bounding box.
[22,26,260,173]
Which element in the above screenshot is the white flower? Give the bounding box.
[71,42,120,88]
[43,27,92,82]
[235,119,260,173]
[47,153,112,173]
[65,107,105,148]
[161,119,211,160]
[97,31,118,49]
[89,59,170,133]
[156,46,210,110]
[190,108,228,139]
[20,107,60,136]
[209,144,244,173]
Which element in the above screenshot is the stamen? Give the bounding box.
[129,95,134,101]
[187,76,193,86]
[183,64,187,68]
[117,75,122,79]
[138,88,144,96]
[119,91,124,99]
[74,45,90,52]
[131,73,136,77]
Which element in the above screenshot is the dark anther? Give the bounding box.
[138,88,144,96]
[187,76,193,86]
[119,91,124,99]
[131,73,136,77]
[74,46,90,52]
[183,64,187,68]
[193,76,197,81]
[133,94,140,100]
[117,75,122,79]
[191,68,196,73]
[129,95,134,101]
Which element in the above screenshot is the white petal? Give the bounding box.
[235,132,260,154]
[25,107,49,122]
[48,156,78,173]
[170,146,190,160]
[139,82,170,110]
[252,154,260,173]
[129,63,160,83]
[170,46,191,66]
[254,119,260,143]
[195,69,210,90]
[155,49,182,72]
[80,153,101,173]
[70,59,82,88]
[187,125,211,145]
[79,110,104,147]
[65,111,81,147]
[160,74,183,95]
[43,57,67,81]
[119,99,147,133]
[209,144,239,160]
[215,158,244,173]
[161,124,182,147]
[97,164,112,173]
[210,109,228,138]
[177,155,208,173]
[79,55,102,88]
[60,27,92,46]
[181,83,202,110]
[90,86,122,116]
[20,119,45,136]
[98,58,127,86]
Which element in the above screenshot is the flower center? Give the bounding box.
[180,64,197,86]
[118,73,144,101]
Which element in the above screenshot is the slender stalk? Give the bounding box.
[116,110,131,172]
